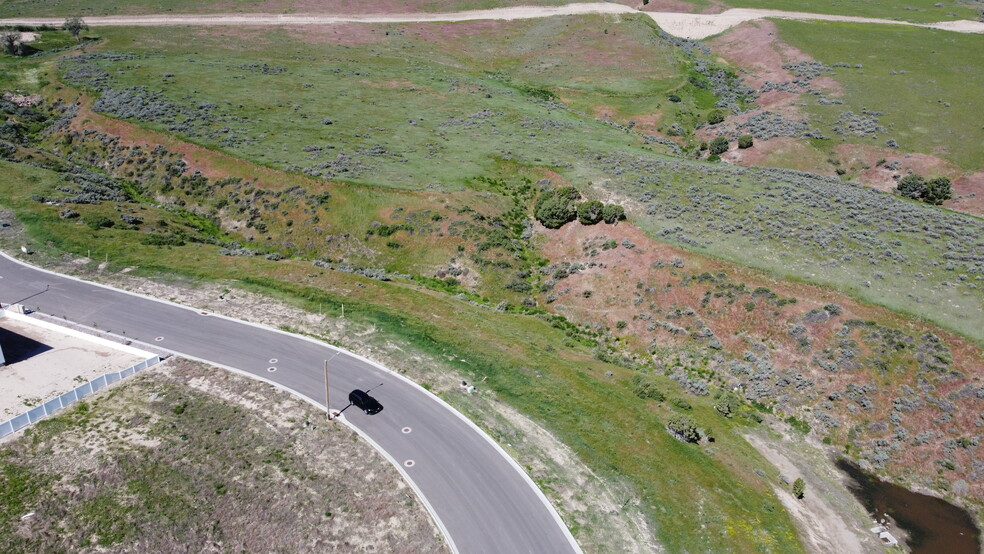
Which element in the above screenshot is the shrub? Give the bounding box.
[85,215,114,230]
[631,374,665,400]
[895,173,952,205]
[667,414,700,442]
[576,200,604,225]
[709,137,729,155]
[668,93,681,103]
[602,204,626,224]
[714,392,740,417]
[792,477,806,499]
[895,174,925,200]
[707,110,726,125]
[671,397,692,410]
[737,134,754,149]
[924,177,952,205]
[534,187,580,229]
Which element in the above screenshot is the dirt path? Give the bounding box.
[2,3,982,39]
[742,429,881,553]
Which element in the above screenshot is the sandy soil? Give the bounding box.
[0,317,147,419]
[742,429,883,553]
[1,5,982,40]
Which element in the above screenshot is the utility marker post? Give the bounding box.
[324,359,332,420]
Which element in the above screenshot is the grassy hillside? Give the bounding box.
[773,20,984,170]
[44,22,983,342]
[0,159,805,552]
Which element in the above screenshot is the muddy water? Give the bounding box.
[836,459,980,553]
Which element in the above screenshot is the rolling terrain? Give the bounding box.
[0,3,981,552]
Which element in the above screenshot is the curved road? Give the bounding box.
[1,3,982,39]
[0,252,580,554]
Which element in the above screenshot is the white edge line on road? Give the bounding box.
[0,251,582,554]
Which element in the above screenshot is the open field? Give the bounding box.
[0,0,588,18]
[0,358,447,553]
[717,0,982,24]
[772,20,984,171]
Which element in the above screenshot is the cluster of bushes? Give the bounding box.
[894,173,952,205]
[534,187,625,229]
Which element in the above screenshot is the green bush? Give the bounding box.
[737,134,754,149]
[895,173,952,205]
[709,137,729,155]
[576,200,604,225]
[924,177,952,205]
[85,215,114,230]
[667,414,700,442]
[792,478,806,499]
[631,374,665,401]
[535,187,580,229]
[895,173,925,200]
[714,392,740,417]
[602,204,626,224]
[707,110,725,125]
[668,93,681,103]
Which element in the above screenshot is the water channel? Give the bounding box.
[836,458,980,553]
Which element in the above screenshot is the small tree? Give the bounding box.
[63,16,88,41]
[737,134,754,149]
[895,174,926,200]
[792,477,806,499]
[667,414,700,442]
[602,204,626,224]
[707,109,725,125]
[923,177,952,205]
[576,199,604,225]
[709,136,729,155]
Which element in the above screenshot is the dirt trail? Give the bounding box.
[1,3,982,39]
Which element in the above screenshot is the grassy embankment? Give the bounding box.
[0,159,803,552]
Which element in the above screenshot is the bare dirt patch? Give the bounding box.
[0,358,448,553]
[0,317,147,419]
[743,428,881,553]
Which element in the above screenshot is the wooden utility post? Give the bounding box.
[324,360,332,419]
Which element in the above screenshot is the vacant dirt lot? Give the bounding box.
[0,359,448,553]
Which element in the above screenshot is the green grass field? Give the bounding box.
[723,0,981,23]
[774,20,984,170]
[0,0,579,18]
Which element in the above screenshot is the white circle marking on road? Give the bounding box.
[404,460,415,467]
[402,427,412,434]
[154,336,164,342]
[267,366,277,372]
[269,358,278,364]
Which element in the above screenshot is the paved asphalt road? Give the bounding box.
[0,253,581,554]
